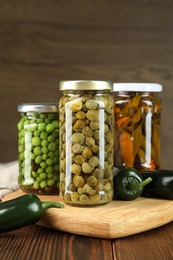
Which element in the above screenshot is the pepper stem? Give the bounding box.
[129,177,152,191]
[41,201,64,210]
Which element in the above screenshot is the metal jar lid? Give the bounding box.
[18,103,58,113]
[59,80,113,91]
[113,83,162,92]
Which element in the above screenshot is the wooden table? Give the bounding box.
[0,221,173,260]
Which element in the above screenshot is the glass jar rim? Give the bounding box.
[18,103,58,113]
[59,80,113,91]
[113,83,162,92]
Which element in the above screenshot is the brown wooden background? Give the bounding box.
[0,0,173,169]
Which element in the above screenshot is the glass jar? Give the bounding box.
[59,80,114,206]
[17,103,59,194]
[113,83,162,172]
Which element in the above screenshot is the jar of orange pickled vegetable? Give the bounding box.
[112,83,162,172]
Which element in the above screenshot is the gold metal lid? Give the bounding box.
[59,80,113,91]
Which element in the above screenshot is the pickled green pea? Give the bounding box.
[33,147,42,156]
[34,131,40,137]
[21,129,25,137]
[53,156,59,163]
[47,172,53,178]
[35,155,42,164]
[33,181,40,189]
[37,168,44,174]
[18,121,23,131]
[48,142,56,151]
[40,180,47,189]
[40,161,47,169]
[39,173,47,180]
[54,164,59,172]
[52,121,59,128]
[37,118,43,123]
[23,120,30,126]
[38,122,46,131]
[53,129,59,138]
[41,140,48,147]
[42,147,48,154]
[48,151,54,158]
[30,152,35,160]
[42,154,48,160]
[46,166,53,174]
[53,175,59,181]
[40,131,48,139]
[47,179,55,186]
[36,176,42,182]
[45,118,51,124]
[32,171,38,178]
[18,131,23,139]
[48,135,55,143]
[32,136,41,146]
[30,119,36,124]
[55,150,58,155]
[18,145,24,153]
[19,153,24,161]
[46,158,53,166]
[46,124,54,133]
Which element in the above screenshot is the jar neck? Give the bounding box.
[116,91,155,97]
[63,90,110,96]
[21,111,58,121]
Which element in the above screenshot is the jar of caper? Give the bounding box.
[17,103,59,194]
[59,80,114,206]
[112,83,162,172]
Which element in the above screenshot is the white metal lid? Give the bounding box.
[18,103,58,112]
[113,83,162,92]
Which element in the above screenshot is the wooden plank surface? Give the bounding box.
[0,225,113,260]
[3,189,173,239]
[113,222,173,260]
[0,1,173,170]
[0,222,173,260]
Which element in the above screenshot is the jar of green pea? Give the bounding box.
[17,103,59,194]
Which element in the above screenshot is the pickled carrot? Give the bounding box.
[149,159,156,170]
[116,116,130,129]
[119,130,134,167]
[115,107,121,114]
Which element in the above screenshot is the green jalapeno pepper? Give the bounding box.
[114,167,152,200]
[0,194,64,233]
[142,170,173,199]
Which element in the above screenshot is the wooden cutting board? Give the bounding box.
[3,189,173,239]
